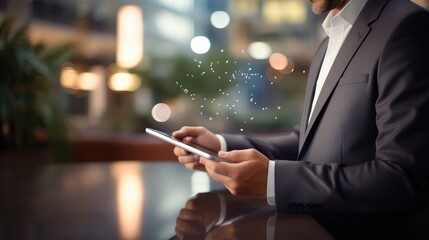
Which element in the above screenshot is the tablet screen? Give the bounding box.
[145,128,228,162]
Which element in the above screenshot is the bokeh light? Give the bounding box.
[151,103,172,122]
[77,72,101,91]
[269,53,295,75]
[60,67,79,89]
[248,42,272,59]
[190,36,211,54]
[117,5,143,68]
[191,172,211,196]
[108,72,141,92]
[210,11,230,29]
[269,53,288,70]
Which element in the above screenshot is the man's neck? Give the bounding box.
[332,0,350,16]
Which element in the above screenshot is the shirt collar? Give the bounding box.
[322,0,368,36]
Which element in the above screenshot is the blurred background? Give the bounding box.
[1,0,428,162]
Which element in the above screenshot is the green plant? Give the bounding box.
[0,17,74,162]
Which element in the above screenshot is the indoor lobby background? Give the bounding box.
[2,1,429,240]
[1,0,428,162]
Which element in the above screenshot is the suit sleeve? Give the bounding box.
[274,10,429,214]
[222,125,300,161]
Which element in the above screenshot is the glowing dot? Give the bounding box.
[151,103,171,122]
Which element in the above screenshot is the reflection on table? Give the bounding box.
[172,191,429,240]
[1,161,428,240]
[0,161,224,239]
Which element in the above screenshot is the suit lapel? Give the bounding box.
[298,39,328,151]
[297,0,388,157]
[306,17,370,130]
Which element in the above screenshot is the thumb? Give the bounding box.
[218,150,247,163]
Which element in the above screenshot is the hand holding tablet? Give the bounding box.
[145,128,230,162]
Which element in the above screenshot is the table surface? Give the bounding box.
[1,161,428,240]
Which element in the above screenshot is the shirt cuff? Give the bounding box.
[266,214,277,240]
[216,134,275,206]
[216,134,227,152]
[267,160,276,206]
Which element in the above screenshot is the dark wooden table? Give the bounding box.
[1,161,428,239]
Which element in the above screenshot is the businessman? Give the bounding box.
[173,0,429,214]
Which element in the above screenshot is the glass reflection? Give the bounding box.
[111,163,144,240]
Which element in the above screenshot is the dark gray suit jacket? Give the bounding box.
[223,0,429,214]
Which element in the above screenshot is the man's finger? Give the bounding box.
[172,126,204,138]
[200,157,232,183]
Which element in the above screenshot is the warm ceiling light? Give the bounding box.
[77,72,101,91]
[60,67,79,89]
[109,72,141,92]
[117,5,143,68]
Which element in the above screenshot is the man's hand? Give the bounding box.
[200,149,269,197]
[175,193,222,240]
[172,126,221,172]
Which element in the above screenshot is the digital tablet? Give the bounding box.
[145,128,229,162]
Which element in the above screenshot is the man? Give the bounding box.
[173,0,429,214]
